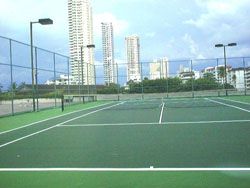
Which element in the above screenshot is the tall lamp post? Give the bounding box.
[80,44,95,95]
[215,43,237,96]
[30,18,53,111]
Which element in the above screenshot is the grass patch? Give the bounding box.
[0,171,250,188]
[0,101,110,133]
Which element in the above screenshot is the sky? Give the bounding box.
[0,0,250,87]
[1,0,250,62]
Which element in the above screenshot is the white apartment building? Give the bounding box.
[101,22,117,85]
[178,65,200,83]
[125,35,141,82]
[68,0,95,85]
[150,58,169,80]
[228,67,250,89]
[202,65,232,84]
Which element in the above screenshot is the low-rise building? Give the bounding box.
[45,75,75,85]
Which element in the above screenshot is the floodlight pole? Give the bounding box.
[30,18,53,111]
[30,21,37,112]
[80,44,95,95]
[215,43,237,96]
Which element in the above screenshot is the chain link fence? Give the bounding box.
[0,35,250,116]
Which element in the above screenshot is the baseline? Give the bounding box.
[0,167,249,172]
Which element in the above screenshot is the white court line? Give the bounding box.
[205,98,250,113]
[59,119,250,127]
[0,102,113,135]
[219,97,250,105]
[0,168,249,172]
[159,102,165,124]
[0,102,123,149]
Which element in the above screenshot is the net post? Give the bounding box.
[61,95,64,112]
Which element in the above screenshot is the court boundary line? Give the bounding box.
[219,97,250,105]
[159,102,165,124]
[0,102,113,135]
[0,167,249,172]
[0,102,123,149]
[58,119,250,127]
[205,98,250,113]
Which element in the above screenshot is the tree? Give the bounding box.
[97,83,119,94]
[0,83,2,93]
[217,67,225,84]
[232,74,237,88]
[8,82,17,92]
[203,72,215,81]
[17,82,27,91]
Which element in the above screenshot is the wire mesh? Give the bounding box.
[0,35,250,116]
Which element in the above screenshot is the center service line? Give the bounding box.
[159,102,165,124]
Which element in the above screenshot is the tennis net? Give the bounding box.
[61,95,97,111]
[106,98,221,110]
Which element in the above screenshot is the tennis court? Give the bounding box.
[0,96,250,187]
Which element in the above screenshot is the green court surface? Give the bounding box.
[0,96,250,187]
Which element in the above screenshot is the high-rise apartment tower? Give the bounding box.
[101,22,117,85]
[125,35,141,82]
[68,0,95,85]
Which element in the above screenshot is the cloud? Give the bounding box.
[0,0,68,31]
[145,32,156,38]
[183,0,250,57]
[0,0,68,54]
[93,12,129,37]
[0,55,7,64]
[182,34,204,59]
[184,0,250,35]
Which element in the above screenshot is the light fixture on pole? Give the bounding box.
[80,44,95,94]
[30,18,53,111]
[215,43,237,95]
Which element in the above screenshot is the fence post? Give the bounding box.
[87,62,89,95]
[53,53,57,107]
[116,62,120,101]
[243,57,247,96]
[67,58,70,95]
[94,64,97,94]
[9,39,14,115]
[216,58,220,97]
[191,60,194,98]
[140,61,144,99]
[35,47,39,111]
[77,60,81,95]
